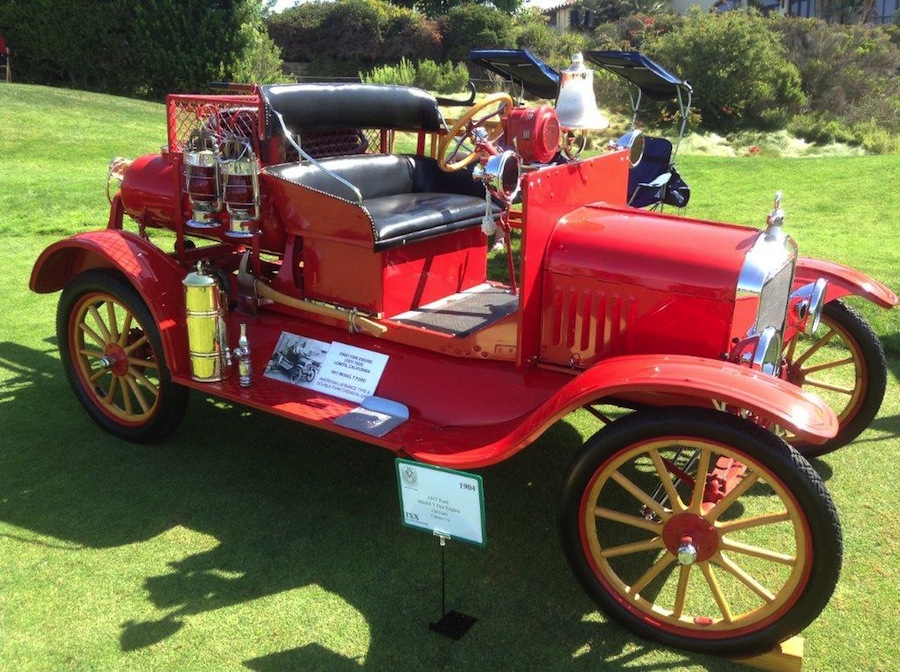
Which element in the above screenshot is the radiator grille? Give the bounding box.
[756,261,793,334]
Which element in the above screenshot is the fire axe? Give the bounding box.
[236,252,387,337]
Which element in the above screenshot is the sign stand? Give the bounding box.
[395,458,485,640]
[428,532,477,640]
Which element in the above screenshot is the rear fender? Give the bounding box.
[409,354,838,468]
[30,231,190,375]
[795,256,898,308]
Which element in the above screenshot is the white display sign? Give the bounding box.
[312,341,389,403]
[396,459,486,547]
[264,333,388,404]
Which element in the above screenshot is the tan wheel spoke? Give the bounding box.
[103,375,119,406]
[89,367,110,383]
[123,374,150,413]
[720,538,796,565]
[699,562,733,623]
[714,552,775,602]
[649,448,685,513]
[88,305,112,343]
[688,448,711,514]
[595,507,664,534]
[127,356,158,371]
[117,313,134,346]
[123,333,149,355]
[631,552,676,596]
[803,378,855,395]
[784,335,799,362]
[801,356,854,375]
[128,367,159,397]
[105,301,119,343]
[120,376,134,415]
[673,564,691,619]
[716,510,790,533]
[600,536,664,559]
[79,322,106,349]
[793,329,836,367]
[611,470,669,520]
[78,347,104,359]
[706,471,760,523]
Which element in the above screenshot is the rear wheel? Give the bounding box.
[783,300,887,457]
[559,408,841,656]
[57,269,188,443]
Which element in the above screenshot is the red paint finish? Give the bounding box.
[120,153,181,229]
[539,206,757,366]
[795,256,899,308]
[517,150,631,365]
[30,231,191,376]
[32,86,865,473]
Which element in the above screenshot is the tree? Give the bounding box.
[267,0,440,75]
[440,4,515,63]
[648,9,806,131]
[0,0,272,96]
[415,0,522,20]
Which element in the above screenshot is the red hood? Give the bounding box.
[546,204,760,301]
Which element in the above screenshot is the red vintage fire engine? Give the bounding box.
[29,52,897,656]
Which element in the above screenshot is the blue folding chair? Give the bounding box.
[584,51,692,210]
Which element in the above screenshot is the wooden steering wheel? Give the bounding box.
[438,93,514,172]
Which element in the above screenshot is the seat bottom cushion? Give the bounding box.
[367,192,500,250]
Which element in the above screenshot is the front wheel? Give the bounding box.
[57,269,188,443]
[783,300,887,457]
[559,408,842,656]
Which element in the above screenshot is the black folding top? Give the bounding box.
[260,83,444,136]
[468,49,560,100]
[583,51,690,101]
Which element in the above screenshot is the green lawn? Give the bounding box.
[1,83,898,671]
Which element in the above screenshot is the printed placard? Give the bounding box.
[396,459,486,547]
[312,341,389,403]
[264,333,388,403]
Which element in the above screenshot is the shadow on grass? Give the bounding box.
[0,340,737,670]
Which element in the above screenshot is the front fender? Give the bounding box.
[30,230,190,375]
[795,256,898,308]
[408,354,838,468]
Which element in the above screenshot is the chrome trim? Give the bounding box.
[736,230,797,336]
[611,129,644,167]
[474,150,520,203]
[730,326,783,376]
[789,278,828,335]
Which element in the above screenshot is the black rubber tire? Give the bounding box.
[785,300,887,457]
[57,269,188,443]
[558,407,842,656]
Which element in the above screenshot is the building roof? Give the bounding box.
[522,0,577,12]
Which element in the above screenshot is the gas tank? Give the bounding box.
[120,153,180,228]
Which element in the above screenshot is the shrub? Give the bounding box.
[647,9,805,132]
[772,17,900,136]
[361,58,470,94]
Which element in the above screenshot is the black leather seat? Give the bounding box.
[264,154,500,250]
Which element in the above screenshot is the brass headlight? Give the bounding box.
[789,278,827,335]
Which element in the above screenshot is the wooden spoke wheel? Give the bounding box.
[559,408,842,656]
[58,270,187,443]
[438,93,513,172]
[783,300,887,457]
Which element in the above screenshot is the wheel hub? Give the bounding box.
[103,343,129,376]
[663,513,718,564]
